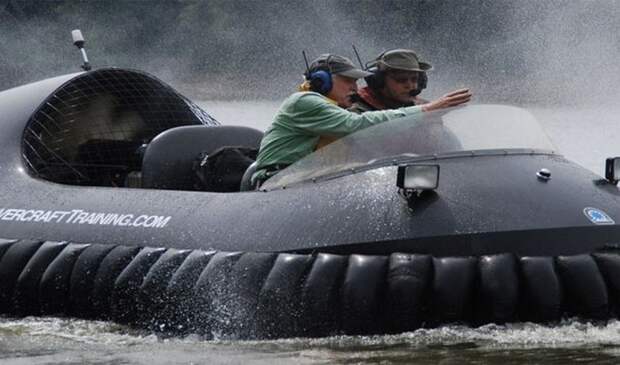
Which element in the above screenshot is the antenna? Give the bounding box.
[352,45,365,69]
[71,29,91,71]
[302,50,311,74]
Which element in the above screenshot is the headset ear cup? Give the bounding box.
[364,75,376,90]
[365,71,385,90]
[409,72,428,97]
[376,71,385,89]
[310,77,324,93]
[418,72,428,90]
[309,70,332,95]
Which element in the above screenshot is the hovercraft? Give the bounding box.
[2,40,620,340]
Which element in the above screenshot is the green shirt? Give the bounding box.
[252,91,423,184]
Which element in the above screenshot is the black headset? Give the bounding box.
[364,51,428,97]
[304,55,333,95]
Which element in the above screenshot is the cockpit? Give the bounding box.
[21,69,555,194]
[262,104,555,189]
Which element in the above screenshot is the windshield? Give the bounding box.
[263,104,555,189]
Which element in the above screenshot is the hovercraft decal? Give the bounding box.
[0,208,171,228]
[583,207,615,225]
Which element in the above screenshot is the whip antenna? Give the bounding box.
[302,50,311,75]
[352,45,365,69]
[71,29,92,71]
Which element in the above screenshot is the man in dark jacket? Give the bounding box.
[349,49,432,113]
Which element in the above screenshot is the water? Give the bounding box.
[203,100,281,131]
[2,316,620,364]
[530,107,620,177]
[2,102,620,363]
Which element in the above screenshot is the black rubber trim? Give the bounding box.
[341,254,388,335]
[385,253,432,333]
[0,240,43,313]
[256,253,314,338]
[111,247,166,324]
[2,238,620,339]
[556,254,608,319]
[39,243,90,315]
[593,253,620,315]
[91,245,141,319]
[298,253,348,337]
[165,250,215,334]
[215,252,277,339]
[13,241,68,315]
[0,239,18,262]
[431,257,477,324]
[193,251,243,337]
[69,243,117,318]
[138,248,191,330]
[477,253,519,324]
[519,256,562,321]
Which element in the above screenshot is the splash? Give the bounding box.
[0,1,618,105]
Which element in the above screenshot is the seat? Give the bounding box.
[239,161,258,191]
[141,125,263,190]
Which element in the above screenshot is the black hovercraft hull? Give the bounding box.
[2,152,619,256]
[1,69,620,338]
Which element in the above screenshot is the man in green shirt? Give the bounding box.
[252,54,471,187]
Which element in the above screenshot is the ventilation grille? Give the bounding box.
[22,68,218,186]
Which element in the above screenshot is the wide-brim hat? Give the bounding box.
[308,54,372,79]
[369,49,433,73]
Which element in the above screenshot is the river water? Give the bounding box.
[2,101,620,364]
[3,316,620,364]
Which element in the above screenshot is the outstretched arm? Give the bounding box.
[293,93,423,137]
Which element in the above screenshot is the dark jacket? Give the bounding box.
[348,87,385,113]
[349,86,428,114]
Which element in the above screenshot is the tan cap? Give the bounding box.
[370,49,432,72]
[308,54,372,79]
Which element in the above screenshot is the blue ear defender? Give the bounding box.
[303,54,334,95]
[309,69,333,95]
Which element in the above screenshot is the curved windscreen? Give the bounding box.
[263,104,555,188]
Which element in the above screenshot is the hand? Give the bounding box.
[422,88,472,112]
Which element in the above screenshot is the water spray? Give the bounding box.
[71,29,91,71]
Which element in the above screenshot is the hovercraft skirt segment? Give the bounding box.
[0,239,619,339]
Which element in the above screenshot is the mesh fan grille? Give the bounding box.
[22,68,218,186]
